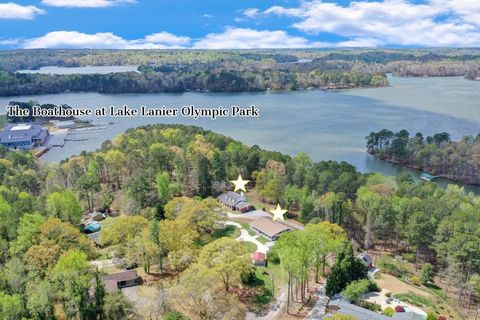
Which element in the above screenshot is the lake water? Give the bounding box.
[16,65,140,75]
[1,75,479,191]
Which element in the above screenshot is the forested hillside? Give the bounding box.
[0,124,479,318]
[366,129,480,185]
[1,48,479,96]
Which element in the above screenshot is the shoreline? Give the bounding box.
[367,151,480,187]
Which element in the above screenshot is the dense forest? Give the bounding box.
[0,48,479,96]
[366,129,480,185]
[0,124,479,319]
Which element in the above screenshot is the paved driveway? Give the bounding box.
[225,221,270,253]
[306,283,329,320]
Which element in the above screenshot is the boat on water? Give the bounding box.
[420,173,438,181]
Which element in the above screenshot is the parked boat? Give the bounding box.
[420,173,438,181]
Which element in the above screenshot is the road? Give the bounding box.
[305,283,329,320]
[246,285,288,320]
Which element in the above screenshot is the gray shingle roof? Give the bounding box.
[328,298,390,320]
[218,191,252,210]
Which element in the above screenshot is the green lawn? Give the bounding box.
[212,224,241,239]
[99,215,121,229]
[256,235,270,244]
[241,223,257,237]
[242,241,257,253]
[394,292,435,308]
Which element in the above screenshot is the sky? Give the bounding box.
[0,0,479,49]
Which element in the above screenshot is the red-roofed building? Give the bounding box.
[252,252,266,266]
[395,306,406,312]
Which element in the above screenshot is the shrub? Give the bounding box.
[421,263,434,284]
[343,279,371,302]
[383,306,395,317]
[377,255,408,278]
[409,275,421,286]
[404,253,416,263]
[355,300,382,312]
[368,281,380,292]
[426,311,437,320]
[267,245,280,264]
[164,310,189,320]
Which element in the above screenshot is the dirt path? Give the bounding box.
[246,285,288,320]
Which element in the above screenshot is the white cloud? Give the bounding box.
[144,32,190,46]
[264,0,480,47]
[9,29,393,50]
[41,0,136,8]
[193,27,315,49]
[22,31,189,49]
[0,2,45,19]
[243,8,260,18]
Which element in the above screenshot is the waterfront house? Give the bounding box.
[218,191,254,213]
[249,217,291,241]
[0,123,49,149]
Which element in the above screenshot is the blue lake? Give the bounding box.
[1,75,479,191]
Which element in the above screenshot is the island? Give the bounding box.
[366,129,480,185]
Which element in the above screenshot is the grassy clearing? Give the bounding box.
[99,215,121,229]
[394,292,435,308]
[377,255,410,278]
[245,263,286,312]
[242,241,258,253]
[212,224,241,239]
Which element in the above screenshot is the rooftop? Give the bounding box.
[252,252,266,261]
[249,217,291,238]
[328,298,390,320]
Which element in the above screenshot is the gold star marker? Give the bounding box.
[270,204,287,221]
[230,174,250,193]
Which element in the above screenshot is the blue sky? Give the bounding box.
[0,0,479,49]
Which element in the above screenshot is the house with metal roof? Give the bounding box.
[218,191,254,213]
[83,222,101,234]
[0,123,49,149]
[252,252,266,266]
[249,217,292,241]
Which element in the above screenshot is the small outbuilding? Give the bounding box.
[252,252,266,266]
[395,306,406,312]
